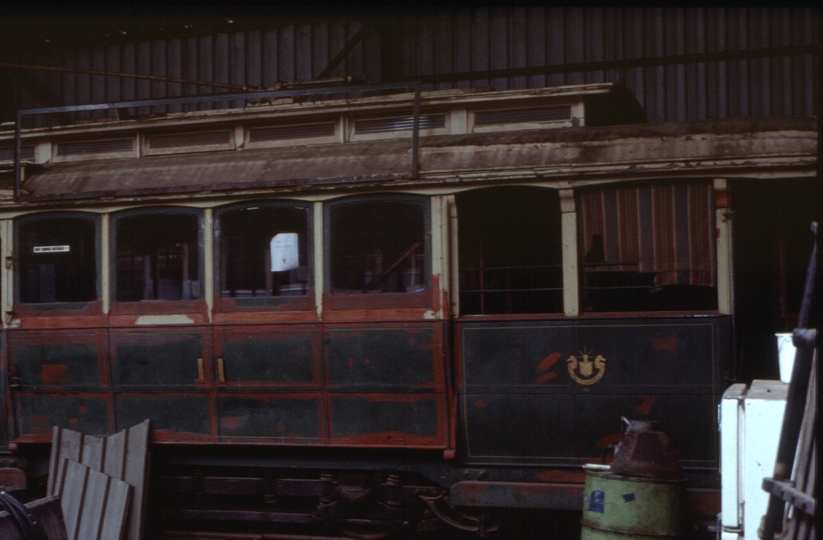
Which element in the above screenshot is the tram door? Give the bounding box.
[731,177,818,382]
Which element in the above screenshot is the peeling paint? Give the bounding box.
[636,395,657,415]
[651,335,677,352]
[536,470,586,483]
[135,314,195,325]
[39,364,70,383]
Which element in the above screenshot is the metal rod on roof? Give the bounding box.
[0,62,260,92]
[396,44,817,86]
[17,81,416,117]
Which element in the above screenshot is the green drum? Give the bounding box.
[580,466,686,539]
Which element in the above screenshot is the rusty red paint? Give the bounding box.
[651,335,677,352]
[459,484,489,494]
[30,416,51,425]
[329,431,443,447]
[221,416,243,430]
[535,372,558,383]
[474,399,486,408]
[714,189,729,209]
[636,395,657,415]
[595,432,623,448]
[347,358,355,368]
[535,352,561,383]
[0,468,27,491]
[687,488,721,516]
[513,483,583,495]
[69,418,79,425]
[39,363,70,383]
[363,357,370,365]
[15,300,103,324]
[536,470,586,483]
[537,352,562,371]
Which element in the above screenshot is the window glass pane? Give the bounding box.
[330,200,425,294]
[219,205,309,298]
[578,182,717,312]
[457,187,563,315]
[116,212,199,302]
[19,216,97,303]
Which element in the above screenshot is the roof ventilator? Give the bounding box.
[474,105,571,126]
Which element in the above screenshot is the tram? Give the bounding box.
[0,82,817,537]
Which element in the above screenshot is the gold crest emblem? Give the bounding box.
[567,348,606,385]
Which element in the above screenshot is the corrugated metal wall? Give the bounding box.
[8,8,819,126]
[387,7,818,122]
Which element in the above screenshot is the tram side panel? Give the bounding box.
[6,321,449,450]
[457,316,732,469]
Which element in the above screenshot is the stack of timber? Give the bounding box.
[761,224,817,540]
[47,420,150,540]
[774,351,816,540]
[0,495,67,540]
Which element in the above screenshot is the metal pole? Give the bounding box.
[761,223,817,540]
[412,83,421,179]
[14,111,21,200]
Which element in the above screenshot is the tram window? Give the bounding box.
[18,215,97,304]
[578,182,717,312]
[218,204,310,298]
[115,211,200,302]
[457,187,563,315]
[329,199,426,295]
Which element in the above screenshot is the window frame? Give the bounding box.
[454,185,565,318]
[14,211,102,317]
[575,179,719,314]
[110,206,205,316]
[324,194,432,311]
[213,200,315,314]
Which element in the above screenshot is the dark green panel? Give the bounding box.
[330,397,438,437]
[221,337,313,383]
[115,395,210,434]
[462,393,575,460]
[575,393,718,464]
[112,332,202,386]
[573,321,718,387]
[326,327,435,385]
[217,396,320,441]
[462,324,574,386]
[457,316,731,466]
[15,395,109,436]
[12,343,100,387]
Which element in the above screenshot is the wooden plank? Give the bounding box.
[100,475,132,540]
[122,420,151,540]
[49,427,83,495]
[103,429,127,481]
[80,435,106,471]
[77,468,110,540]
[49,420,150,540]
[62,459,89,540]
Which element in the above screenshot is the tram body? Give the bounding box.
[0,83,816,534]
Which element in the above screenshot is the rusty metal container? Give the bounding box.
[580,466,686,539]
[581,418,686,539]
[609,418,682,480]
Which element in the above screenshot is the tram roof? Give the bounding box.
[4,116,814,205]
